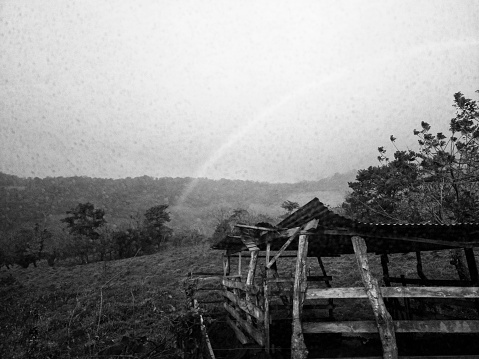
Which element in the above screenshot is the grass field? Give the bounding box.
[0,242,221,359]
[1,243,477,358]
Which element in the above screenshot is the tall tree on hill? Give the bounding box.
[61,202,106,263]
[143,204,171,250]
[344,90,479,278]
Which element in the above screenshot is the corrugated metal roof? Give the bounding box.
[212,197,479,255]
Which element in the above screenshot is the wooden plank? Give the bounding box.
[235,224,280,231]
[246,250,259,324]
[222,278,261,295]
[242,236,260,252]
[238,252,242,276]
[266,227,301,268]
[306,286,479,299]
[224,302,264,346]
[264,242,271,354]
[223,252,230,276]
[226,316,252,345]
[265,275,332,283]
[222,290,265,322]
[292,219,318,359]
[352,236,398,359]
[303,320,479,334]
[323,230,477,249]
[388,277,473,286]
[266,277,294,283]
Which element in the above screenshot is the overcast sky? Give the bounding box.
[1,0,478,183]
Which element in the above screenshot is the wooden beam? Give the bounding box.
[223,252,230,276]
[352,236,398,359]
[306,286,479,299]
[292,220,318,359]
[221,290,265,322]
[226,316,252,345]
[264,242,271,354]
[246,250,259,324]
[222,278,261,295]
[238,252,242,277]
[235,224,281,231]
[464,248,479,315]
[266,227,301,268]
[303,320,479,334]
[224,302,265,346]
[246,250,259,287]
[388,277,473,286]
[323,230,477,249]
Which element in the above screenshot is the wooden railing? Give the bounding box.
[222,277,266,346]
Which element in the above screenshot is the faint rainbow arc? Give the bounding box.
[176,38,479,207]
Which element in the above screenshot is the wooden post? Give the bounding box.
[352,236,398,359]
[224,252,231,276]
[264,242,271,355]
[465,248,479,284]
[291,233,309,359]
[246,250,259,323]
[464,248,479,315]
[238,252,242,278]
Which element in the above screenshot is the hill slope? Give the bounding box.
[0,171,356,235]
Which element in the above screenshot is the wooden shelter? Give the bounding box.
[210,198,479,359]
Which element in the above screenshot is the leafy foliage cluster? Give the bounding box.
[344,91,479,225]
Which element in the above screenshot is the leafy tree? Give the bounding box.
[143,204,171,250]
[61,202,106,263]
[62,202,106,238]
[281,200,299,215]
[344,90,479,279]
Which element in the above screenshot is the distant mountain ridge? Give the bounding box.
[0,170,356,235]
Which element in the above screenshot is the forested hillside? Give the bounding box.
[0,171,355,236]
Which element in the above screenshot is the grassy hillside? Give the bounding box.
[1,239,475,358]
[0,242,222,359]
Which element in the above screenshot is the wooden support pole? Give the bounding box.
[238,252,242,278]
[246,250,259,324]
[464,248,479,284]
[464,248,479,315]
[266,227,301,268]
[223,252,231,276]
[291,233,309,359]
[246,250,259,286]
[352,236,398,359]
[264,242,271,355]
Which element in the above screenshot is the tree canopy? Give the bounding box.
[344,90,479,225]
